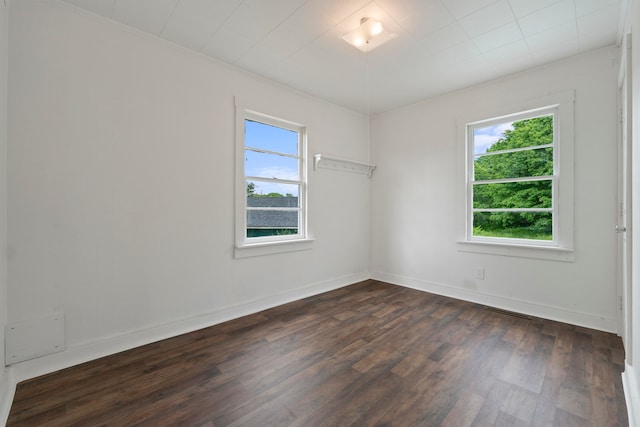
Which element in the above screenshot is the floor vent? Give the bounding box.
[484,306,531,320]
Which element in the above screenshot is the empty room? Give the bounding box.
[1,0,640,425]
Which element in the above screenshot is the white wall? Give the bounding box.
[623,0,640,422]
[0,0,10,421]
[6,1,370,377]
[370,47,619,332]
[0,0,8,372]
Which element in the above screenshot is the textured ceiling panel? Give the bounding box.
[60,0,625,114]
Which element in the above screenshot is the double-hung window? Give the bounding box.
[459,93,574,260]
[469,108,556,244]
[235,106,309,257]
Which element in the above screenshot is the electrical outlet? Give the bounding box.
[476,268,485,280]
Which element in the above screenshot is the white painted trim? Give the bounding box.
[622,363,639,427]
[371,271,617,333]
[10,272,369,383]
[456,91,575,259]
[235,237,315,258]
[456,240,575,262]
[0,368,16,426]
[234,98,311,255]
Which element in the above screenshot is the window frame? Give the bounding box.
[467,107,558,246]
[235,103,312,258]
[457,92,575,261]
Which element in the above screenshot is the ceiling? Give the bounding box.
[59,0,625,114]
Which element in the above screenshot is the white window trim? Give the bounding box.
[234,100,313,258]
[456,91,575,262]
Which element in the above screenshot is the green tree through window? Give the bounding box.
[472,116,554,240]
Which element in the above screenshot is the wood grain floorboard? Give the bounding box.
[7,280,628,426]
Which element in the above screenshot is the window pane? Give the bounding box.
[473,115,553,155]
[246,181,299,201]
[473,211,552,240]
[245,150,299,180]
[246,210,299,238]
[245,119,298,155]
[473,180,552,209]
[474,147,552,180]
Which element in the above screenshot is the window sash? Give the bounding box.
[466,109,558,245]
[241,111,306,245]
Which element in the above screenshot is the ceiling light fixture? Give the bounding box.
[341,17,397,52]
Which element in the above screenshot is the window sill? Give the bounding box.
[235,238,315,259]
[456,240,575,262]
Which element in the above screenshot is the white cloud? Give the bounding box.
[474,121,513,154]
[255,166,298,181]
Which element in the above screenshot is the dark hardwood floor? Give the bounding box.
[8,280,628,426]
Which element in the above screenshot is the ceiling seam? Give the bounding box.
[159,0,181,37]
[198,1,245,53]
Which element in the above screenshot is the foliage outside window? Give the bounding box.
[468,108,558,245]
[242,112,306,243]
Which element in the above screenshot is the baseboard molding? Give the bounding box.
[371,271,617,333]
[0,367,16,426]
[623,363,639,426]
[11,272,369,384]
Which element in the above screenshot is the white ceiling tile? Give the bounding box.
[418,22,470,56]
[160,0,242,52]
[258,0,338,57]
[481,39,530,62]
[507,0,561,18]
[577,3,621,36]
[579,27,618,51]
[442,0,500,19]
[368,0,420,22]
[312,0,373,28]
[458,0,516,38]
[517,0,576,37]
[213,2,266,44]
[430,40,482,66]
[214,0,308,44]
[234,46,285,79]
[288,33,361,76]
[482,53,533,78]
[531,39,580,64]
[575,0,621,17]
[400,1,455,38]
[258,29,314,60]
[577,4,620,50]
[472,21,522,53]
[416,58,491,96]
[525,22,578,53]
[200,27,255,64]
[243,0,310,31]
[278,2,334,36]
[70,0,115,17]
[377,0,454,38]
[113,0,179,36]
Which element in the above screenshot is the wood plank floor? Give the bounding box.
[8,280,628,426]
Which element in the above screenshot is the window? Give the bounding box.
[469,109,556,244]
[235,106,311,257]
[458,92,574,261]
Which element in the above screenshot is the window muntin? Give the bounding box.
[242,114,306,243]
[467,110,558,245]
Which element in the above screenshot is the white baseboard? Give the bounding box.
[10,272,369,384]
[0,367,16,427]
[371,271,617,333]
[623,363,640,426]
